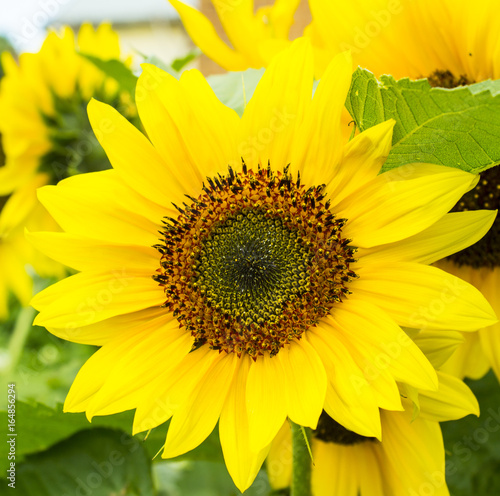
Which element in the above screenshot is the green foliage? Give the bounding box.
[171,48,201,72]
[154,460,270,496]
[5,428,154,495]
[442,371,500,496]
[0,401,226,471]
[208,69,265,117]
[346,68,500,173]
[79,54,138,96]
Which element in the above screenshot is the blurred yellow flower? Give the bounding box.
[0,23,136,315]
[168,0,301,71]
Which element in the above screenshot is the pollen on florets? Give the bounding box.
[152,161,358,359]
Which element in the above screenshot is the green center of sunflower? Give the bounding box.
[427,69,474,88]
[153,162,358,358]
[448,165,500,268]
[314,411,376,446]
[38,85,137,184]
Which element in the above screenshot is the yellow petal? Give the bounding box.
[37,170,163,246]
[352,262,498,331]
[268,0,302,39]
[87,98,186,207]
[418,371,479,422]
[136,65,240,189]
[0,174,47,236]
[86,321,192,419]
[278,339,327,429]
[133,345,216,434]
[312,440,358,496]
[238,38,313,169]
[441,331,490,380]
[338,164,478,248]
[168,0,249,71]
[163,352,239,458]
[412,329,465,369]
[328,298,438,391]
[27,231,159,273]
[47,306,170,346]
[64,323,153,413]
[178,69,240,175]
[266,422,292,490]
[358,210,497,265]
[478,266,500,380]
[246,352,288,452]
[219,356,271,492]
[308,327,381,439]
[289,51,352,185]
[326,119,395,206]
[379,409,449,496]
[32,270,164,328]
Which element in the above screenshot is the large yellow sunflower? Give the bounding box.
[0,23,136,313]
[268,330,480,495]
[30,40,497,491]
[168,0,301,71]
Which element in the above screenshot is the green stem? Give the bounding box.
[290,421,312,496]
[7,305,36,375]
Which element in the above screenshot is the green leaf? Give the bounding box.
[442,371,500,496]
[346,68,500,173]
[4,428,154,496]
[154,460,270,496]
[172,48,201,72]
[208,69,265,117]
[0,401,224,471]
[79,54,138,96]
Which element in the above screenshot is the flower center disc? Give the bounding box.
[153,163,358,358]
[448,165,500,268]
[314,411,375,446]
[427,69,474,88]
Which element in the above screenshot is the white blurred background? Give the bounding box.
[0,0,197,66]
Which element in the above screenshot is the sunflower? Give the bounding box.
[435,165,500,380]
[0,174,65,319]
[0,23,136,313]
[305,0,500,380]
[0,22,135,194]
[267,330,480,496]
[269,408,457,496]
[30,40,496,491]
[168,0,300,71]
[308,0,500,81]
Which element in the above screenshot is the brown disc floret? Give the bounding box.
[153,161,358,359]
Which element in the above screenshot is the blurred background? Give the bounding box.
[0,0,310,75]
